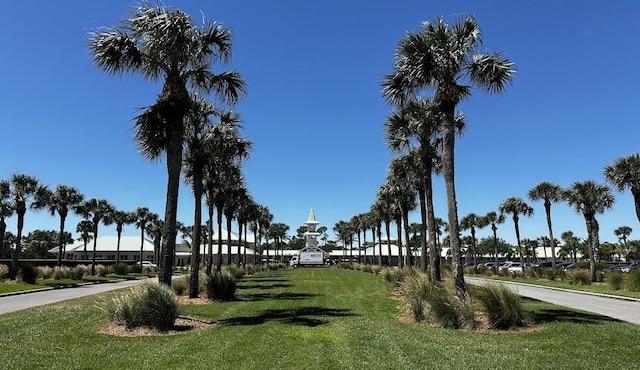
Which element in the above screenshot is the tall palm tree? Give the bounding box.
[7,174,49,279]
[499,197,534,269]
[89,4,245,286]
[382,16,515,294]
[604,153,640,224]
[387,156,419,267]
[528,182,563,269]
[269,223,290,263]
[0,180,14,261]
[564,181,615,280]
[560,231,581,263]
[76,220,94,260]
[368,206,383,266]
[106,210,136,264]
[375,186,395,266]
[146,217,164,264]
[460,212,487,268]
[255,205,273,266]
[484,211,505,272]
[333,220,350,261]
[350,214,363,264]
[41,185,85,265]
[133,207,157,268]
[78,198,115,275]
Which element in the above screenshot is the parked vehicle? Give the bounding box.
[563,263,577,271]
[620,262,640,273]
[506,262,523,272]
[605,263,629,272]
[289,251,325,267]
[532,261,553,268]
[555,262,573,269]
[137,261,157,268]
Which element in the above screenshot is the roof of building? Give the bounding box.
[48,235,156,253]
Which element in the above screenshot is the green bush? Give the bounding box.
[568,270,591,285]
[19,264,38,284]
[224,265,245,279]
[422,280,474,329]
[171,275,189,296]
[104,281,179,331]
[606,272,624,290]
[473,283,524,329]
[73,265,89,280]
[94,264,109,277]
[623,270,640,292]
[130,265,142,274]
[577,261,590,269]
[244,264,256,275]
[371,265,382,275]
[400,273,430,322]
[112,263,129,276]
[206,271,237,301]
[362,265,373,273]
[0,264,8,280]
[53,266,72,280]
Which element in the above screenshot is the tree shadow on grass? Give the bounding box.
[219,306,357,327]
[529,308,621,325]
[236,283,293,290]
[240,292,318,302]
[238,278,289,283]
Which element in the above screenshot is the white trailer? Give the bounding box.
[289,251,326,267]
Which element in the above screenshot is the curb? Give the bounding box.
[466,277,640,303]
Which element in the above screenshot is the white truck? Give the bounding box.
[289,251,325,267]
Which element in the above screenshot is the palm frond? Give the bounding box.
[207,70,246,104]
[88,28,144,75]
[468,53,516,94]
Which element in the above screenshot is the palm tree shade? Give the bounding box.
[89,3,245,286]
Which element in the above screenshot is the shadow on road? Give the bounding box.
[219,306,357,327]
[530,308,621,325]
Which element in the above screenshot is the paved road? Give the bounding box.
[466,277,640,325]
[0,279,147,315]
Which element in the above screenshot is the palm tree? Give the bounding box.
[133,207,157,269]
[564,181,616,281]
[40,185,85,266]
[255,205,273,266]
[89,4,245,286]
[382,16,515,294]
[561,231,581,264]
[146,217,164,264]
[387,156,419,267]
[106,210,136,264]
[484,211,505,272]
[78,198,115,275]
[499,197,534,269]
[0,180,14,261]
[269,223,290,263]
[350,214,363,263]
[614,226,632,258]
[76,220,94,260]
[7,174,49,279]
[528,182,563,269]
[460,213,487,268]
[604,153,640,224]
[375,186,396,266]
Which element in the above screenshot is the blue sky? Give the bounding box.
[1,1,639,246]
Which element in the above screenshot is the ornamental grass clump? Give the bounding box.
[0,264,9,280]
[38,266,54,279]
[94,264,109,277]
[362,265,373,273]
[623,270,640,292]
[19,264,37,284]
[104,281,179,331]
[224,265,245,279]
[568,270,591,285]
[400,273,430,322]
[423,280,474,329]
[171,275,189,296]
[112,263,129,276]
[473,283,524,329]
[206,271,236,301]
[73,265,89,280]
[606,272,624,290]
[52,266,72,280]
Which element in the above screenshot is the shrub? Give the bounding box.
[244,264,256,275]
[130,265,142,274]
[556,269,567,281]
[623,270,640,292]
[0,264,9,280]
[371,265,382,275]
[52,266,72,280]
[19,264,38,284]
[94,264,109,277]
[362,265,373,273]
[545,269,558,281]
[112,263,129,276]
[568,270,591,285]
[206,271,236,301]
[423,280,474,329]
[73,265,90,280]
[171,275,189,296]
[104,282,179,331]
[606,272,624,290]
[400,273,430,322]
[224,265,245,279]
[473,283,524,329]
[38,266,54,279]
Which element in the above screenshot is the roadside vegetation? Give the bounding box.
[1,268,638,369]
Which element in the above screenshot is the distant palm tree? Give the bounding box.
[499,197,534,269]
[133,207,157,269]
[40,185,85,265]
[614,226,633,257]
[89,3,245,286]
[382,16,516,294]
[76,220,94,260]
[604,153,640,224]
[350,214,363,264]
[528,182,563,269]
[484,211,505,271]
[107,210,136,264]
[387,156,419,267]
[460,213,488,268]
[564,181,615,281]
[560,231,581,264]
[0,180,14,260]
[375,185,396,266]
[255,205,273,266]
[78,198,115,275]
[7,174,49,279]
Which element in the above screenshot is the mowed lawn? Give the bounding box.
[1,268,639,369]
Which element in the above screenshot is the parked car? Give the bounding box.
[620,262,640,273]
[532,261,553,268]
[555,262,573,269]
[484,262,497,269]
[563,263,577,271]
[137,261,157,268]
[507,262,523,272]
[605,263,629,272]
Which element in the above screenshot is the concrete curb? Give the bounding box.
[466,277,640,303]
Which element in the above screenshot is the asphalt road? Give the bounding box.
[0,279,148,315]
[466,277,640,325]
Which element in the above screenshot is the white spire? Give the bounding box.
[306,207,318,225]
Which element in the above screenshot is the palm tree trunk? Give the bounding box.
[206,205,214,275]
[189,170,203,298]
[139,225,145,269]
[632,188,640,224]
[492,225,499,274]
[377,224,383,266]
[471,228,477,269]
[226,215,232,266]
[216,206,224,272]
[441,104,465,295]
[243,222,248,265]
[385,221,391,266]
[91,223,98,276]
[424,164,440,281]
[10,210,25,280]
[237,221,243,265]
[403,210,411,267]
[357,231,362,264]
[417,181,428,273]
[514,217,525,272]
[372,226,377,266]
[0,219,6,259]
[159,132,183,286]
[586,216,599,282]
[57,215,66,266]
[396,217,403,268]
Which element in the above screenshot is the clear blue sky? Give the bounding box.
[1,1,638,246]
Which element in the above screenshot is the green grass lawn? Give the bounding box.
[1,268,639,369]
[0,276,125,293]
[0,283,47,294]
[470,274,640,299]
